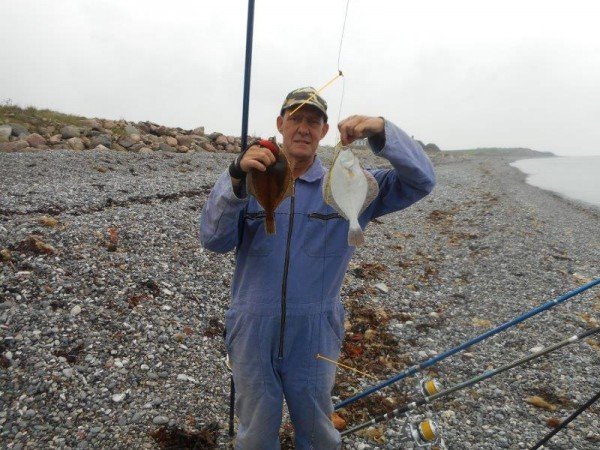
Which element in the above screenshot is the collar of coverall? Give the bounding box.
[295,154,326,183]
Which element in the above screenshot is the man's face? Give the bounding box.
[276,105,329,162]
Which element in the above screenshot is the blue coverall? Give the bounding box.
[199,120,436,449]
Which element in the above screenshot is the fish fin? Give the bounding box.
[265,213,276,235]
[348,224,365,247]
[359,170,380,215]
[280,152,294,199]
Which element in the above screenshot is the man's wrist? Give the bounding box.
[228,153,246,180]
[368,117,386,152]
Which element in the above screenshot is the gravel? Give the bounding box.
[0,148,598,449]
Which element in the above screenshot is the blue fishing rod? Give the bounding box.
[335,277,600,410]
[228,0,255,438]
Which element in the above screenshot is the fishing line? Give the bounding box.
[288,0,351,147]
[286,71,344,118]
[529,389,600,450]
[335,0,350,144]
[341,326,600,437]
[335,278,600,410]
[316,353,379,381]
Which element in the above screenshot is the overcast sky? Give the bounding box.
[2,0,599,155]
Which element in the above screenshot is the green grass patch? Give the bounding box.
[0,104,88,128]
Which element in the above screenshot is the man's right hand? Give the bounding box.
[239,145,277,173]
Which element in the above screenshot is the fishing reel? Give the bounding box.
[400,414,447,449]
[418,377,443,398]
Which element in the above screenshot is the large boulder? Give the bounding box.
[192,126,205,136]
[61,125,81,139]
[201,141,217,152]
[424,143,441,153]
[117,134,141,148]
[0,125,12,139]
[124,124,140,135]
[164,136,178,147]
[9,123,29,137]
[66,137,85,151]
[48,134,63,145]
[159,142,176,152]
[83,119,103,131]
[215,135,229,146]
[25,133,47,148]
[176,134,192,147]
[0,140,29,152]
[90,134,112,148]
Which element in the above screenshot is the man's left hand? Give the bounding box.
[338,115,384,146]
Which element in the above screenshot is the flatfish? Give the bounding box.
[247,138,294,234]
[323,147,379,246]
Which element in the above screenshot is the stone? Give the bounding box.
[111,393,126,402]
[129,143,145,152]
[48,134,62,144]
[159,143,175,152]
[61,125,81,139]
[93,145,109,152]
[176,135,192,147]
[67,137,85,151]
[117,136,136,148]
[201,142,217,152]
[103,120,116,129]
[192,126,204,135]
[112,143,127,152]
[177,146,189,153]
[374,283,389,293]
[138,147,153,154]
[424,143,441,152]
[0,125,11,139]
[152,416,169,425]
[9,123,29,137]
[90,134,112,148]
[124,124,140,135]
[225,144,236,153]
[26,133,46,148]
[215,135,229,146]
[71,305,82,316]
[83,119,103,131]
[0,140,29,152]
[164,136,178,147]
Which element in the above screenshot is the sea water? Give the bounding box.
[511,156,600,208]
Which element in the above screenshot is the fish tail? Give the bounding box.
[265,213,276,235]
[348,223,364,247]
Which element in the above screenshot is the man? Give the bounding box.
[200,87,435,449]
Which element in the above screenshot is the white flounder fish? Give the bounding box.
[323,148,379,246]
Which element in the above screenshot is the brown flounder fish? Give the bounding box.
[323,147,379,246]
[246,138,294,234]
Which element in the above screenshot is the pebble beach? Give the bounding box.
[1,146,599,449]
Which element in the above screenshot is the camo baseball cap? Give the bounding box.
[280,87,328,122]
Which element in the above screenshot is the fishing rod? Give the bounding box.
[240,0,255,155]
[529,389,600,450]
[335,278,600,410]
[227,0,256,437]
[341,325,600,437]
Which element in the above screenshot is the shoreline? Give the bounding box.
[1,148,598,449]
[509,156,600,214]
